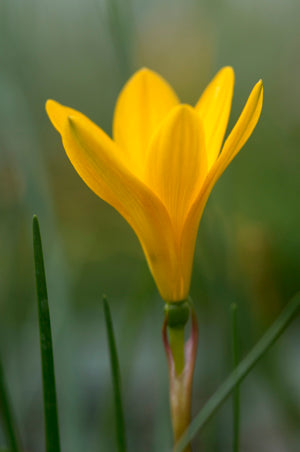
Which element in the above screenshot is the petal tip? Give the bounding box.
[254,79,264,103]
[170,104,199,123]
[45,99,66,118]
[130,67,173,88]
[219,65,235,81]
[45,99,65,131]
[222,65,234,73]
[45,99,57,114]
[137,66,151,74]
[131,67,157,81]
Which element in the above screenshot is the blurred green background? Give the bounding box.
[0,0,299,451]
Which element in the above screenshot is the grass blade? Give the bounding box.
[33,215,61,452]
[174,292,300,452]
[103,296,127,452]
[0,356,20,452]
[230,304,240,452]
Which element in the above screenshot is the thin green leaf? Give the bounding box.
[33,215,61,452]
[174,292,300,452]
[0,356,20,452]
[103,296,127,452]
[230,304,240,452]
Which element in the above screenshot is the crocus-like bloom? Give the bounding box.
[46,67,263,302]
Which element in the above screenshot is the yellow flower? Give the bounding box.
[46,67,263,302]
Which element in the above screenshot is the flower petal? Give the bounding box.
[195,66,234,170]
[181,80,263,286]
[113,68,180,175]
[46,99,183,301]
[145,104,207,244]
[213,79,263,180]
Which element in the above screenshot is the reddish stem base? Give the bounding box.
[162,307,198,452]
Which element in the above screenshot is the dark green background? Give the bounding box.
[0,0,299,451]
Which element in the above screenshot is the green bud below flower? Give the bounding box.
[164,298,191,329]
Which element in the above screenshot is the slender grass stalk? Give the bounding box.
[0,355,20,452]
[103,296,127,452]
[32,215,61,452]
[230,304,240,452]
[174,292,300,452]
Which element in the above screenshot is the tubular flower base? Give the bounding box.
[46,67,263,302]
[163,300,198,452]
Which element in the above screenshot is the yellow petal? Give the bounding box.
[113,68,180,175]
[213,79,263,180]
[180,80,263,287]
[46,99,182,301]
[195,66,234,169]
[145,105,207,240]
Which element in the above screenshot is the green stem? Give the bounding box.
[174,292,300,452]
[169,328,185,375]
[163,300,198,452]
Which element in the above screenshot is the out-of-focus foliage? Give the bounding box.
[0,1,299,451]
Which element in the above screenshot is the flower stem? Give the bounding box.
[174,292,300,452]
[163,299,198,452]
[168,328,185,375]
